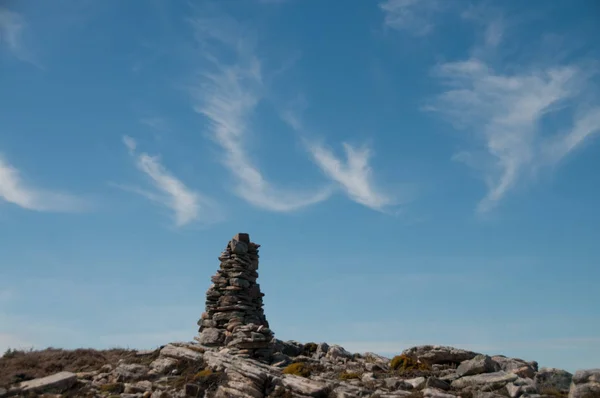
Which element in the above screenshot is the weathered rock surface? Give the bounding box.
[402,345,479,365]
[456,354,500,376]
[569,368,600,398]
[534,367,573,394]
[19,371,77,394]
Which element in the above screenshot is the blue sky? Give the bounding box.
[1,0,599,373]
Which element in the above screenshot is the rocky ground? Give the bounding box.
[1,341,598,398]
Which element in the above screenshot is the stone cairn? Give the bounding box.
[196,233,274,362]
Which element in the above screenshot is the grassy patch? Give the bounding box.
[98,383,124,394]
[282,362,312,378]
[338,372,361,381]
[540,387,568,398]
[0,347,143,388]
[389,354,431,377]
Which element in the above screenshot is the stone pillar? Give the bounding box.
[196,233,274,361]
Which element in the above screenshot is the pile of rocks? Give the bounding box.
[3,342,599,398]
[196,233,274,362]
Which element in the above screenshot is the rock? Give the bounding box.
[128,380,153,393]
[159,344,204,361]
[361,372,376,382]
[534,367,572,394]
[279,340,303,357]
[19,371,77,394]
[150,357,179,374]
[423,387,458,398]
[472,392,507,398]
[114,363,149,382]
[404,376,427,389]
[457,354,501,376]
[281,374,330,396]
[184,383,200,397]
[451,371,518,390]
[569,369,600,398]
[0,388,6,398]
[383,378,414,391]
[326,345,353,361]
[426,376,451,391]
[506,377,537,398]
[402,345,479,366]
[315,342,330,359]
[197,327,224,346]
[492,356,536,378]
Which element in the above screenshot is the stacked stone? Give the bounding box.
[196,233,274,361]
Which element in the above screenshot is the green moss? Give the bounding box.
[282,362,312,378]
[98,383,124,393]
[339,372,361,380]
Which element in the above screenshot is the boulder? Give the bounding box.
[534,367,572,394]
[426,376,451,391]
[326,345,353,361]
[569,369,600,398]
[492,356,537,379]
[457,355,501,376]
[19,371,77,394]
[402,345,479,366]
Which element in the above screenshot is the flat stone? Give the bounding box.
[159,344,204,361]
[451,371,518,390]
[423,387,458,398]
[19,371,77,394]
[281,374,330,396]
[404,377,427,389]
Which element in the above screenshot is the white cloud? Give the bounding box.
[0,7,40,67]
[188,14,332,212]
[140,117,170,132]
[307,142,395,211]
[0,155,88,212]
[379,0,442,36]
[0,7,23,51]
[428,57,599,212]
[122,136,215,227]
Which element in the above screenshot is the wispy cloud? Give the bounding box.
[379,0,443,36]
[121,136,217,227]
[0,155,88,212]
[307,141,395,211]
[140,117,170,132]
[0,7,40,67]
[188,12,332,212]
[426,18,600,212]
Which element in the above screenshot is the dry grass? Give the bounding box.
[0,347,157,388]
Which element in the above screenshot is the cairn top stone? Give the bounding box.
[234,233,250,243]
